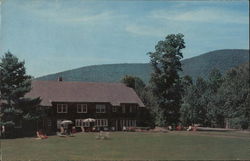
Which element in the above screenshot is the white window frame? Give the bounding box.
[75,119,90,127]
[75,119,81,127]
[96,104,106,113]
[129,120,132,127]
[57,104,68,113]
[77,104,87,113]
[95,119,108,127]
[133,120,136,127]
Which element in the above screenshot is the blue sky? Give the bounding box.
[0,0,249,77]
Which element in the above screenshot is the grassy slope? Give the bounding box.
[36,49,249,83]
[2,131,250,160]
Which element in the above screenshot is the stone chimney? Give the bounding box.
[57,76,63,82]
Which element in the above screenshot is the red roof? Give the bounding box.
[25,81,145,107]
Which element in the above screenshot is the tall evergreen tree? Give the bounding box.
[148,33,185,126]
[0,52,41,136]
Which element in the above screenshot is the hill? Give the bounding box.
[36,49,249,83]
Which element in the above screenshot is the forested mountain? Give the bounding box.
[36,49,249,83]
[181,49,249,80]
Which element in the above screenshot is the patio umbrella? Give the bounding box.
[83,118,96,122]
[60,120,73,125]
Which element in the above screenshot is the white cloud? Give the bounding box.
[16,1,117,25]
[62,11,114,23]
[150,7,249,24]
[124,5,249,37]
[125,25,166,37]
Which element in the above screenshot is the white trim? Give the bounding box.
[75,119,90,127]
[57,104,68,113]
[77,104,87,113]
[96,104,106,113]
[120,120,137,127]
[95,119,108,127]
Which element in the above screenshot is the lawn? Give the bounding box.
[1,131,250,160]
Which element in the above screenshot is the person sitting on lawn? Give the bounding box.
[187,126,192,131]
[36,130,48,139]
[176,125,182,131]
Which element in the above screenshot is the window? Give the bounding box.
[57,104,68,113]
[122,105,126,113]
[126,120,129,127]
[96,104,106,113]
[120,120,137,127]
[77,104,87,113]
[95,119,108,127]
[129,105,133,113]
[133,120,137,127]
[75,119,90,127]
[84,122,90,127]
[112,106,117,112]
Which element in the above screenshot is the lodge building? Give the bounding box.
[25,79,146,133]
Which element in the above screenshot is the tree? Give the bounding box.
[181,75,193,90]
[216,62,250,129]
[0,52,41,137]
[180,77,208,126]
[148,33,185,126]
[121,75,146,95]
[205,68,224,127]
[121,75,155,127]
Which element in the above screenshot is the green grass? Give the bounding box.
[2,131,250,160]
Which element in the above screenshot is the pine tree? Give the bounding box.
[0,52,41,136]
[148,33,185,126]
